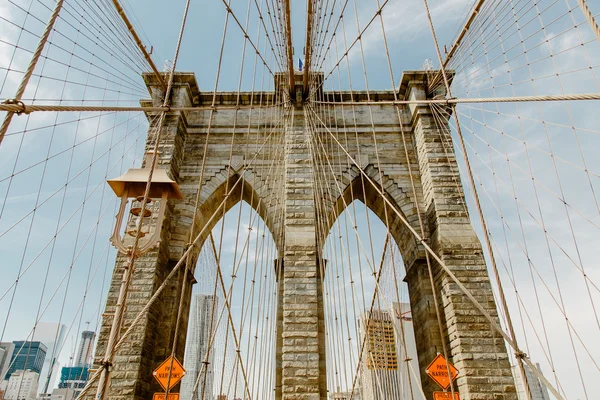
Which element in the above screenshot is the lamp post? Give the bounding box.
[95,151,182,400]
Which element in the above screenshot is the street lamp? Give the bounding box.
[95,151,183,400]
[107,151,183,255]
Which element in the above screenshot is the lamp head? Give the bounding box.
[107,151,183,199]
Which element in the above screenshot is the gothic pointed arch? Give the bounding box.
[180,165,282,272]
[319,163,425,268]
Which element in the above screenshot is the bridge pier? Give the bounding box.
[402,72,517,400]
[276,107,327,400]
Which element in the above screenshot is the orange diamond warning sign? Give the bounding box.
[426,354,459,390]
[153,356,186,391]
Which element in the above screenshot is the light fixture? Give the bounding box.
[107,151,183,255]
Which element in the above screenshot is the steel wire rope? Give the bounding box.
[0,0,64,146]
[63,0,148,73]
[447,0,581,91]
[307,102,565,398]
[308,110,350,394]
[76,103,289,400]
[0,119,148,310]
[164,0,274,393]
[534,0,600,332]
[0,0,42,96]
[422,0,545,395]
[328,37,367,395]
[308,102,349,393]
[48,53,135,392]
[363,0,441,393]
[190,113,288,400]
[220,0,260,380]
[314,0,390,93]
[26,52,118,393]
[0,112,152,242]
[460,118,600,370]
[53,0,150,78]
[434,101,600,370]
[575,0,600,41]
[319,60,360,393]
[60,84,141,390]
[0,8,86,351]
[0,112,143,183]
[328,0,453,393]
[94,0,153,69]
[445,0,535,79]
[0,122,148,307]
[440,105,600,381]
[1,115,145,389]
[453,107,600,234]
[509,0,597,389]
[89,0,195,393]
[1,0,147,81]
[305,107,413,396]
[75,0,154,73]
[434,100,600,382]
[444,0,554,90]
[187,85,287,397]
[233,10,270,397]
[0,111,121,138]
[457,103,600,136]
[308,104,406,398]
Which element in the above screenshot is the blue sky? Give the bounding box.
[1,0,600,398]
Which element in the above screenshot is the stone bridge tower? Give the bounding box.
[89,71,516,400]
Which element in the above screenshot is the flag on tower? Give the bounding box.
[298,58,303,71]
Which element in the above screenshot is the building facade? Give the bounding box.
[512,363,550,400]
[359,310,401,400]
[32,322,67,394]
[3,370,39,400]
[0,342,15,383]
[180,294,218,400]
[56,366,89,398]
[358,304,421,400]
[5,342,46,381]
[74,332,95,368]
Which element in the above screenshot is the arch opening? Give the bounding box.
[320,197,423,400]
[178,179,280,400]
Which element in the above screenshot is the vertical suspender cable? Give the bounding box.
[302,0,314,98]
[421,0,534,398]
[283,0,295,94]
[0,0,64,147]
[93,0,192,398]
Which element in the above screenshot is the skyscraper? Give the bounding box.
[74,331,95,368]
[0,342,15,383]
[512,363,551,400]
[358,303,420,400]
[32,322,67,394]
[180,294,218,400]
[5,342,47,381]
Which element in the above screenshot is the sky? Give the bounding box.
[0,0,599,398]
